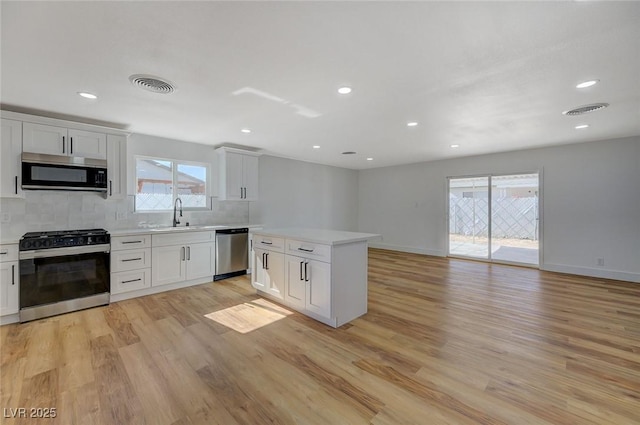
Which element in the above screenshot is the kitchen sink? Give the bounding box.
[149,225,229,232]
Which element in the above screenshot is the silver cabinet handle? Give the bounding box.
[122,278,142,284]
[299,261,304,281]
[109,180,113,196]
[70,137,73,154]
[181,246,186,261]
[12,264,15,285]
[0,251,8,255]
[298,247,314,253]
[304,262,309,282]
[265,252,268,270]
[187,246,191,261]
[122,257,142,262]
[62,136,65,154]
[261,241,272,245]
[122,240,142,245]
[15,176,18,194]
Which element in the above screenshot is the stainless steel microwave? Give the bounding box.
[21,152,108,192]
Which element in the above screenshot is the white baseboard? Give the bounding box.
[0,313,19,326]
[541,263,640,283]
[369,242,445,258]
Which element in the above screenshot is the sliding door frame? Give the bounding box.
[445,169,543,268]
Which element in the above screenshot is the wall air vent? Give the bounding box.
[129,74,175,94]
[562,103,609,116]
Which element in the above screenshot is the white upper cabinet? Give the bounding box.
[106,134,127,199]
[216,147,260,200]
[23,122,107,160]
[67,129,107,159]
[0,119,24,198]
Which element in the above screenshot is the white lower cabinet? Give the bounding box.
[0,244,20,317]
[110,235,152,295]
[152,245,187,286]
[285,255,331,318]
[253,247,285,299]
[251,231,370,328]
[151,231,215,287]
[185,242,216,280]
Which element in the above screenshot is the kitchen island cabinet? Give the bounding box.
[251,228,379,328]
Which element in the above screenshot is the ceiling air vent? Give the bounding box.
[562,103,609,116]
[129,74,175,94]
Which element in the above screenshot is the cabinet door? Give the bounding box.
[0,262,19,316]
[22,122,67,156]
[68,129,107,159]
[242,154,259,200]
[186,242,215,280]
[264,251,285,300]
[306,260,331,318]
[151,245,186,286]
[284,255,306,309]
[225,151,244,200]
[252,248,268,291]
[0,119,23,198]
[107,134,127,199]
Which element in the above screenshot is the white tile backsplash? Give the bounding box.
[0,192,251,241]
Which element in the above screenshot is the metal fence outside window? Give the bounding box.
[449,197,539,240]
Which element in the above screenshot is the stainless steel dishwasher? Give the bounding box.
[214,228,249,280]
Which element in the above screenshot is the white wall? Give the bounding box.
[358,137,640,282]
[250,155,359,231]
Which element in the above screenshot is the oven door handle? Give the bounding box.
[20,244,111,260]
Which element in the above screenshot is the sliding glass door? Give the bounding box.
[448,177,490,259]
[448,173,539,266]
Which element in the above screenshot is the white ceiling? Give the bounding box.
[2,1,639,170]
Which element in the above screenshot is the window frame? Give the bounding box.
[134,155,210,212]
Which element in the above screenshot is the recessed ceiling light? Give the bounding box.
[78,92,97,99]
[575,124,589,129]
[576,80,599,89]
[337,86,352,95]
[407,122,418,127]
[366,158,373,161]
[312,145,320,149]
[241,128,251,133]
[450,144,460,148]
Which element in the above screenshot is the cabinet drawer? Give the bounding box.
[111,269,151,294]
[253,235,285,252]
[0,245,19,263]
[152,231,214,247]
[286,239,331,263]
[111,234,151,250]
[111,248,151,272]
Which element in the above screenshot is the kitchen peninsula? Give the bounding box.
[250,228,380,327]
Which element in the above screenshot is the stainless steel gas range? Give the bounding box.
[18,229,110,322]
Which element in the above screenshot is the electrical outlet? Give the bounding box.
[597,258,605,267]
[116,211,127,220]
[0,213,10,223]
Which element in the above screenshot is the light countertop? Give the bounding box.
[109,224,262,237]
[252,228,380,246]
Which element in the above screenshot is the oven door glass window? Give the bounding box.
[20,252,110,309]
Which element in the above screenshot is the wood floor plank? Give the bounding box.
[1,248,639,424]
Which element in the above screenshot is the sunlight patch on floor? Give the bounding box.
[204,298,294,333]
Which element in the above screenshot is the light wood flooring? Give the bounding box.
[1,249,639,425]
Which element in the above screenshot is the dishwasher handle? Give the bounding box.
[216,228,248,235]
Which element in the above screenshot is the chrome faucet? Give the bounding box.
[173,197,183,227]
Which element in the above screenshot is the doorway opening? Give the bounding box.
[448,173,539,266]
